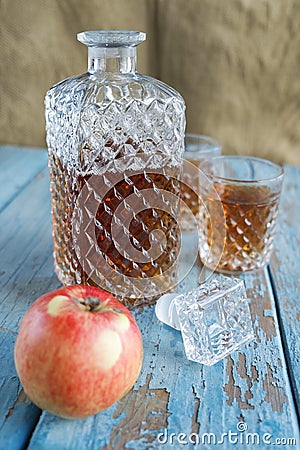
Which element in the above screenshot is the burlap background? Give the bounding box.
[1,0,299,165]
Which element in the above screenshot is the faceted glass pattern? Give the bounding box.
[198,156,283,273]
[45,31,186,308]
[180,134,221,232]
[174,276,254,365]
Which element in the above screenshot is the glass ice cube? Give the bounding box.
[174,276,254,365]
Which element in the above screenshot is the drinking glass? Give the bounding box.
[180,134,221,231]
[198,155,284,273]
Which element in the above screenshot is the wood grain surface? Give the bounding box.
[0,147,299,450]
[0,146,47,213]
[269,165,300,413]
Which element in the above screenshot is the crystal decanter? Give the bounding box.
[45,30,186,308]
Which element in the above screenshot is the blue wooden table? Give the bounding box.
[0,145,299,450]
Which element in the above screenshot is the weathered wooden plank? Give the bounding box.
[269,165,300,414]
[0,157,59,448]
[0,146,48,213]
[0,164,60,329]
[0,147,298,449]
[28,269,299,450]
[0,329,41,450]
[0,328,41,450]
[0,394,40,450]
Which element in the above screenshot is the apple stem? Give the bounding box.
[72,296,103,312]
[73,296,123,314]
[72,295,125,314]
[79,296,102,312]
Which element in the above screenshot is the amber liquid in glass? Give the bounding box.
[199,183,280,273]
[49,152,180,307]
[180,158,201,230]
[180,185,199,216]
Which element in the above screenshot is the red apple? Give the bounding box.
[14,285,143,419]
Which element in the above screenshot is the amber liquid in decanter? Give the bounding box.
[49,151,180,308]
